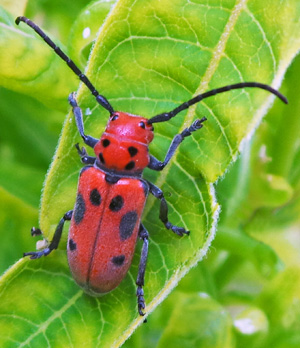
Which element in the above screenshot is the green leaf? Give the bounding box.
[214,227,283,280]
[257,267,300,328]
[68,0,118,67]
[216,52,300,231]
[234,306,269,335]
[0,0,300,347]
[233,306,269,348]
[26,0,90,42]
[0,7,77,111]
[0,0,27,17]
[0,188,38,274]
[156,293,233,348]
[214,52,300,284]
[0,87,61,169]
[212,52,300,348]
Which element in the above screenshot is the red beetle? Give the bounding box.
[17,16,287,316]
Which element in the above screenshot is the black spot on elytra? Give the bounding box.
[105,174,120,184]
[74,193,85,224]
[128,146,138,157]
[112,255,125,266]
[109,195,124,212]
[69,239,77,251]
[102,139,110,147]
[119,211,138,240]
[99,153,105,164]
[90,188,101,206]
[125,161,135,170]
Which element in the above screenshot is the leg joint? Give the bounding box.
[64,210,73,220]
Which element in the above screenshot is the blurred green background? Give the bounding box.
[0,0,300,347]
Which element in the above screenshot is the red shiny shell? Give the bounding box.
[105,111,154,144]
[67,166,148,295]
[93,111,154,173]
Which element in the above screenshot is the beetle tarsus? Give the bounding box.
[30,227,42,237]
[137,286,146,316]
[165,222,190,236]
[23,247,51,259]
[75,143,96,165]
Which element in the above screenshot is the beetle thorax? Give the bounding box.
[93,112,154,173]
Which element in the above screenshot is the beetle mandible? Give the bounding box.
[16,16,287,316]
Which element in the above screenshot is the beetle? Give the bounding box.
[16,16,287,316]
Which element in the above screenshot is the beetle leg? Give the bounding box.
[148,118,207,171]
[136,224,149,316]
[147,181,189,236]
[68,93,98,148]
[75,144,96,165]
[30,227,42,236]
[24,210,73,259]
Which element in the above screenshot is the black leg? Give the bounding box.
[69,92,98,148]
[136,224,149,316]
[15,16,114,115]
[24,210,73,259]
[148,118,206,171]
[147,82,287,124]
[75,144,96,165]
[147,181,189,236]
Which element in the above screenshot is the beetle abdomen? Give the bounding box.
[67,166,148,295]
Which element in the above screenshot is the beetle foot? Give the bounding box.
[30,227,42,237]
[23,248,51,260]
[75,143,89,163]
[75,143,87,157]
[136,286,146,316]
[75,143,96,165]
[165,222,190,236]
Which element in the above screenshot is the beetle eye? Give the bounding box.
[139,121,145,129]
[111,114,119,121]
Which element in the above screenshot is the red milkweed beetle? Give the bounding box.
[16,16,287,316]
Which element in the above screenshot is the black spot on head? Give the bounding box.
[74,193,85,224]
[125,161,135,170]
[102,139,110,147]
[99,153,105,164]
[105,174,120,184]
[69,239,77,251]
[119,211,138,240]
[109,195,124,212]
[90,188,101,206]
[139,121,145,129]
[112,254,125,266]
[111,114,119,121]
[128,146,138,157]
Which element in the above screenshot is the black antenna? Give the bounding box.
[148,82,288,124]
[15,16,114,115]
